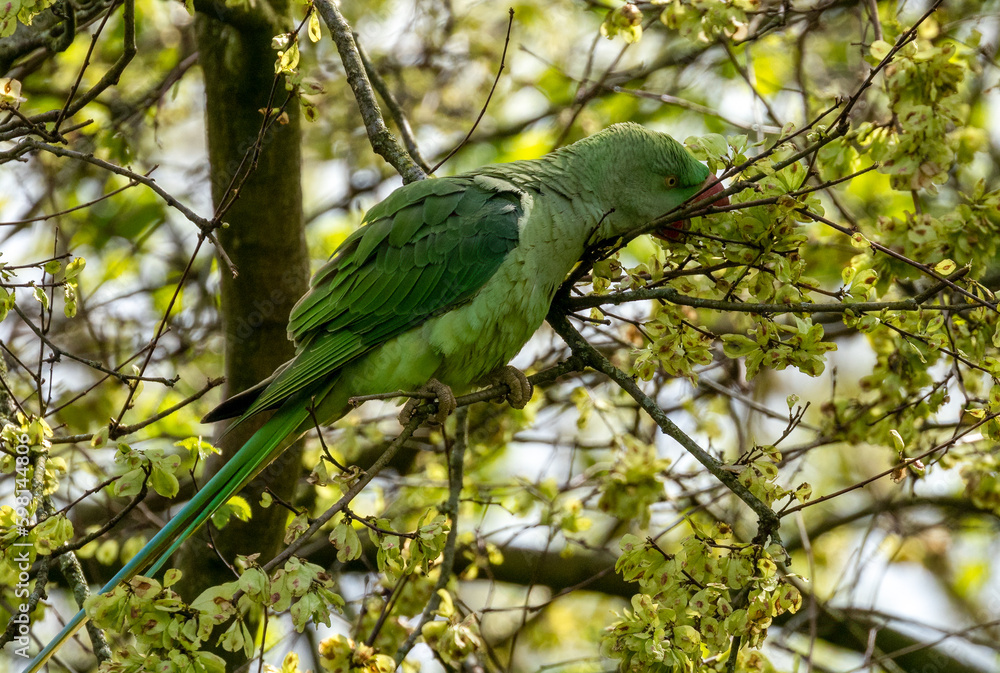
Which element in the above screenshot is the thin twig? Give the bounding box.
[109,237,207,432]
[53,0,121,131]
[54,0,136,134]
[0,177,141,225]
[429,8,514,174]
[12,303,178,386]
[799,208,994,311]
[257,412,422,575]
[830,0,944,129]
[44,343,153,419]
[780,411,998,517]
[394,406,468,664]
[47,469,151,557]
[23,140,213,231]
[51,378,224,444]
[613,86,782,134]
[566,281,967,314]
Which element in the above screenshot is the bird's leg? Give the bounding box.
[484,365,533,409]
[398,378,457,426]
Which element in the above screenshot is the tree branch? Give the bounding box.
[50,377,224,444]
[355,40,430,174]
[565,283,969,315]
[429,7,513,174]
[546,308,780,543]
[321,540,995,673]
[0,0,114,74]
[257,411,422,575]
[313,0,425,184]
[11,303,179,387]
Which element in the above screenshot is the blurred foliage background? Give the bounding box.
[2,0,1000,672]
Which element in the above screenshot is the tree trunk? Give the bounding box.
[178,4,310,664]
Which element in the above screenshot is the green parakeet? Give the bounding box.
[25,122,727,669]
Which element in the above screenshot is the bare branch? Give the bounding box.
[313,0,426,183]
[355,40,430,174]
[22,140,213,230]
[51,378,225,444]
[11,303,178,387]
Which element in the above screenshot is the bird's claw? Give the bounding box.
[398,378,457,426]
[485,365,533,409]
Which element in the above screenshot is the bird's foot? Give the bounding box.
[398,378,457,426]
[485,365,533,409]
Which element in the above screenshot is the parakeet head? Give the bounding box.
[568,122,728,243]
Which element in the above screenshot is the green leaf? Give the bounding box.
[191,583,238,620]
[276,41,300,74]
[32,285,48,310]
[600,4,643,44]
[0,77,25,102]
[934,258,957,275]
[301,98,318,123]
[308,11,321,42]
[237,567,269,599]
[0,285,10,323]
[300,80,325,95]
[95,539,119,565]
[212,495,252,528]
[218,619,253,656]
[870,39,893,61]
[34,514,73,554]
[175,436,218,461]
[793,482,812,503]
[271,33,291,50]
[150,466,179,498]
[63,282,77,318]
[330,520,362,563]
[114,467,146,497]
[722,334,759,358]
[699,133,728,160]
[283,512,309,543]
[890,428,905,452]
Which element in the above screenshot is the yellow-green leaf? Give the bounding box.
[308,11,321,42]
[934,259,956,275]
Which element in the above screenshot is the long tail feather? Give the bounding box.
[24,401,309,672]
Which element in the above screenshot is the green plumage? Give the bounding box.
[250,177,522,418]
[26,123,724,671]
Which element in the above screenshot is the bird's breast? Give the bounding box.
[424,210,585,387]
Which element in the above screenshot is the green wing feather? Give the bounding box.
[239,176,523,421]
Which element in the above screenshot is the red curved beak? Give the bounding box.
[655,174,729,241]
[696,173,729,208]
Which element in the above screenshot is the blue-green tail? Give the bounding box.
[24,401,309,672]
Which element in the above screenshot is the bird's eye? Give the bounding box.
[664,175,678,187]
